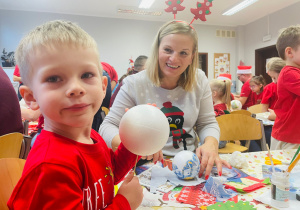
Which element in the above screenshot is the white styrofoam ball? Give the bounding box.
[119,104,169,156]
[231,100,242,110]
[172,150,200,180]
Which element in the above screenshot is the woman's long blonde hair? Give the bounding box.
[146,20,199,91]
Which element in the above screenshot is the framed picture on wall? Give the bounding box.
[214,53,230,78]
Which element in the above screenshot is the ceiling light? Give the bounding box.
[222,0,258,16]
[139,0,155,9]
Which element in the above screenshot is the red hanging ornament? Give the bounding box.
[190,0,213,24]
[165,0,185,19]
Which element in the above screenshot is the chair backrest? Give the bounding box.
[248,104,263,114]
[216,114,263,141]
[0,158,26,210]
[230,110,252,117]
[0,133,23,159]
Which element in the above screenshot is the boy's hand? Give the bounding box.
[117,171,143,209]
[141,150,163,163]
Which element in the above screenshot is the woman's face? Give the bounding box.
[158,33,194,83]
[268,70,280,83]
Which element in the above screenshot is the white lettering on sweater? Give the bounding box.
[82,179,108,209]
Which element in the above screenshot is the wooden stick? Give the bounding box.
[287,152,300,173]
[266,144,275,172]
[133,155,138,174]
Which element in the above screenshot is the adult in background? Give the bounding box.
[100,20,230,179]
[110,55,148,108]
[0,66,23,136]
[236,66,254,110]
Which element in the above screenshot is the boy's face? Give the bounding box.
[21,46,106,130]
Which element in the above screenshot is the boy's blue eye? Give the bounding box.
[46,76,60,83]
[82,72,94,79]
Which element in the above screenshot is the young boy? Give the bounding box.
[271,25,300,150]
[8,20,143,209]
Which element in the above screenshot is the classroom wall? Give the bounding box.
[0,9,235,82]
[238,2,300,92]
[1,2,300,90]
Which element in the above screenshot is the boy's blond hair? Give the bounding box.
[15,20,101,86]
[276,25,300,60]
[266,57,286,73]
[210,79,232,110]
[146,20,199,91]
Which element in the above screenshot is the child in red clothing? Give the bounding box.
[249,75,266,105]
[8,20,143,209]
[210,79,232,116]
[271,25,300,150]
[261,57,286,113]
[210,79,231,149]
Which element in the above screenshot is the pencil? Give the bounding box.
[266,144,275,172]
[287,152,300,173]
[290,145,300,164]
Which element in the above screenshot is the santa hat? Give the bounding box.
[217,73,232,81]
[237,66,252,74]
[161,102,184,117]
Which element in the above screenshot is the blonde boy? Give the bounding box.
[271,25,300,150]
[8,20,142,209]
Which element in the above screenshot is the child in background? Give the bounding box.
[261,57,286,113]
[249,75,266,104]
[210,79,232,149]
[271,25,300,150]
[8,20,142,209]
[210,79,232,116]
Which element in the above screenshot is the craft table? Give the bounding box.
[136,149,297,210]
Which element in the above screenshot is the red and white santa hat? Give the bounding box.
[237,66,252,74]
[217,73,232,81]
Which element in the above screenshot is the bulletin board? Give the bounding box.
[214,53,230,78]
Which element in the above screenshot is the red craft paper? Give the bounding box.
[176,185,216,206]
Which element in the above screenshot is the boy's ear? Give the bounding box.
[285,47,293,58]
[102,76,108,96]
[19,85,40,110]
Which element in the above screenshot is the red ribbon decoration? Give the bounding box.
[164,0,186,19]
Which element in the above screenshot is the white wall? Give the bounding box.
[239,2,300,91]
[0,9,236,81]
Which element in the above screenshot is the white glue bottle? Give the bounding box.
[271,171,290,208]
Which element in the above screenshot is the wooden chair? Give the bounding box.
[0,158,26,210]
[230,110,252,117]
[0,133,23,159]
[248,104,263,114]
[216,114,267,154]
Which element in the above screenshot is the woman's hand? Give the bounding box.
[141,150,163,163]
[196,137,231,180]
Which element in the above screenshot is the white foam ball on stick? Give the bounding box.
[119,104,170,156]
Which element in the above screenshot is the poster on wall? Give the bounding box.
[214,53,230,78]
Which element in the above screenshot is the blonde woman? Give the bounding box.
[100,20,230,179]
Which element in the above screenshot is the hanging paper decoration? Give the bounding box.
[190,0,213,24]
[164,0,185,19]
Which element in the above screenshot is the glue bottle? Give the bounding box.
[271,171,290,208]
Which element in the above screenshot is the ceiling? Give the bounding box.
[0,0,299,27]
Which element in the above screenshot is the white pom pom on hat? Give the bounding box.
[237,66,252,74]
[217,73,232,81]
